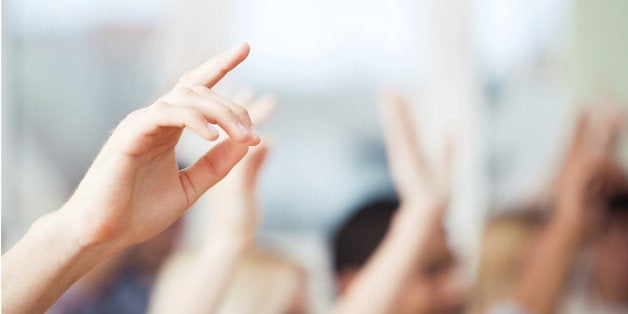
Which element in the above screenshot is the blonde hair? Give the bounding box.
[217,249,305,314]
[150,247,305,314]
[471,209,544,313]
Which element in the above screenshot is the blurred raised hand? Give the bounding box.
[552,103,626,240]
[334,89,455,314]
[515,101,627,314]
[378,89,452,212]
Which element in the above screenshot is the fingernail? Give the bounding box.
[207,123,219,138]
[237,121,251,134]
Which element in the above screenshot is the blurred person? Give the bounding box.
[332,90,465,314]
[470,209,545,314]
[332,197,463,314]
[2,42,261,314]
[507,103,628,314]
[152,247,306,314]
[215,249,306,314]
[148,89,307,314]
[561,194,628,314]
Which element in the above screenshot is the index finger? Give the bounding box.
[176,42,250,89]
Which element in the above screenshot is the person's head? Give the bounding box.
[332,197,464,313]
[591,195,628,303]
[217,249,307,314]
[472,208,544,313]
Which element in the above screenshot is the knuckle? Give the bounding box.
[125,108,143,120]
[150,101,172,111]
[217,105,234,117]
[192,85,211,94]
[185,107,203,120]
[175,86,195,97]
[233,105,249,116]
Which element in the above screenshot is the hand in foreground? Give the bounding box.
[2,42,259,314]
[64,42,260,251]
[148,90,276,314]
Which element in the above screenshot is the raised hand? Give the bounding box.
[378,89,451,212]
[64,43,260,251]
[553,103,626,240]
[514,101,627,314]
[148,91,276,314]
[2,43,259,314]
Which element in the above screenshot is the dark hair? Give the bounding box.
[608,191,628,213]
[331,197,399,274]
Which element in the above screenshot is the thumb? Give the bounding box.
[179,139,249,205]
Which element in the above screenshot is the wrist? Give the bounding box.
[398,198,444,220]
[2,208,114,313]
[204,230,252,254]
[546,212,585,251]
[49,205,119,259]
[550,201,588,243]
[391,201,443,240]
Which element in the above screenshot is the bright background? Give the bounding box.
[3,0,628,310]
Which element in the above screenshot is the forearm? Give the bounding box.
[513,218,581,314]
[333,203,438,314]
[154,168,261,313]
[154,234,249,314]
[196,238,248,312]
[2,209,112,314]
